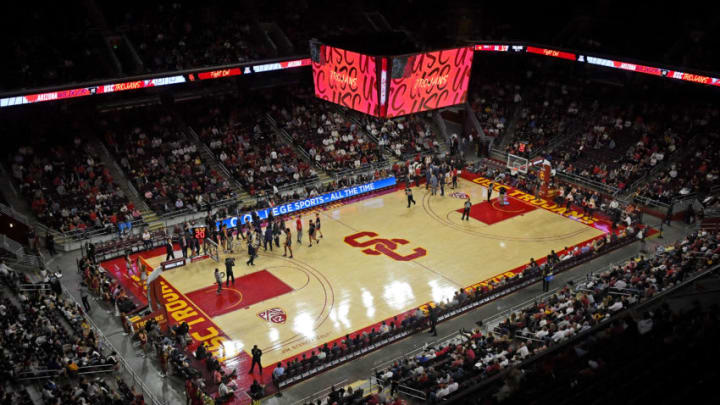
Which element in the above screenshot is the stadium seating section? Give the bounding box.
[183,94,318,195]
[373,230,717,403]
[5,114,135,235]
[270,86,386,174]
[101,108,235,213]
[3,6,720,405]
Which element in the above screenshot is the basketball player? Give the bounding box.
[296,216,303,244]
[246,234,256,266]
[439,170,445,196]
[487,182,494,202]
[273,218,282,248]
[308,219,317,247]
[498,186,507,205]
[406,187,416,208]
[461,197,472,221]
[215,230,222,254]
[202,233,210,256]
[315,213,323,238]
[225,257,235,287]
[451,167,458,189]
[221,224,229,253]
[263,225,274,252]
[238,222,247,241]
[425,165,431,190]
[215,268,223,294]
[226,227,234,253]
[254,229,262,256]
[283,228,293,258]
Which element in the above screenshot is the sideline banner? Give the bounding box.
[216,177,397,229]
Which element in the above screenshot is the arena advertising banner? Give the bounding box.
[525,46,576,61]
[0,58,311,108]
[6,43,720,110]
[217,177,397,229]
[385,47,474,118]
[0,75,187,108]
[312,45,380,116]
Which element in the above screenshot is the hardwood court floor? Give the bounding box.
[146,176,604,366]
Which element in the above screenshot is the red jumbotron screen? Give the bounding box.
[312,45,379,116]
[386,47,474,118]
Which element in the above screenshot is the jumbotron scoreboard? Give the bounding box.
[311,41,474,118]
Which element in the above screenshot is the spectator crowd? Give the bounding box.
[354,112,440,159]
[188,96,317,196]
[102,110,235,213]
[0,263,145,405]
[271,87,385,173]
[9,135,134,234]
[374,229,717,402]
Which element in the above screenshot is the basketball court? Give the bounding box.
[100,172,613,399]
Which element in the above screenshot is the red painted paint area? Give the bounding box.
[185,270,293,318]
[458,171,657,238]
[456,198,537,225]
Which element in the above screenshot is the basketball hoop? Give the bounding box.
[507,154,529,175]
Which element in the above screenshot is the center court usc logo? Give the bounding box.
[258,307,287,324]
[344,231,427,262]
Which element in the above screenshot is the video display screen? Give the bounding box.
[312,45,379,116]
[386,47,474,118]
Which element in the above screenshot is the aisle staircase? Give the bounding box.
[179,121,245,197]
[496,104,523,149]
[0,165,35,224]
[170,111,251,212]
[264,113,334,180]
[89,137,149,213]
[340,110,400,166]
[0,161,75,248]
[141,209,164,232]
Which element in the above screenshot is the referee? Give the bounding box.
[406,187,416,208]
[224,257,235,287]
[461,197,472,221]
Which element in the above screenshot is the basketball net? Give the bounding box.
[510,167,519,176]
